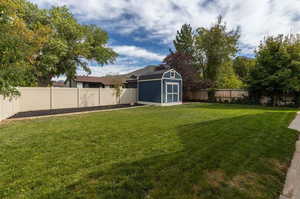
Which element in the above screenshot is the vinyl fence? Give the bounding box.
[0,95,19,121]
[0,87,137,121]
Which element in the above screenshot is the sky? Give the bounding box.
[29,0,300,77]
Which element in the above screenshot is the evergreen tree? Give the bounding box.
[173,24,195,56]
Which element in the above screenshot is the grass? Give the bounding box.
[0,103,299,199]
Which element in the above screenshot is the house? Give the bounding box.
[67,65,164,89]
[67,75,128,88]
[52,80,66,87]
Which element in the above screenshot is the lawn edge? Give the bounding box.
[280,112,300,199]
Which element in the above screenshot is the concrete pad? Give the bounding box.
[296,142,300,153]
[292,173,300,199]
[289,112,300,131]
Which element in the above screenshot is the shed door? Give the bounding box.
[166,82,179,103]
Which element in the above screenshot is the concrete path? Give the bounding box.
[280,112,300,199]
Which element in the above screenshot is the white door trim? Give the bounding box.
[165,82,179,103]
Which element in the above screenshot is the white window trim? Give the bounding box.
[162,69,182,79]
[165,82,179,103]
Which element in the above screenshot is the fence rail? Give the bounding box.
[0,87,137,121]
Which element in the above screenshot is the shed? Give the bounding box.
[137,69,182,105]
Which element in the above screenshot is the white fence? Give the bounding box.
[0,96,19,121]
[0,87,137,121]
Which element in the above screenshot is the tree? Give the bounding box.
[195,16,240,83]
[0,0,117,96]
[249,34,300,106]
[233,56,256,83]
[111,77,123,104]
[0,0,41,96]
[216,61,244,89]
[30,6,117,86]
[173,24,195,56]
[163,52,212,99]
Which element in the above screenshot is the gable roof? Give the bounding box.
[74,64,172,84]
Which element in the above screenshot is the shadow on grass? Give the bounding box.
[184,103,297,111]
[41,112,298,199]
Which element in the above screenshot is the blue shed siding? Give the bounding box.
[138,80,161,103]
[162,79,182,103]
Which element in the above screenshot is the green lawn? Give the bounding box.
[0,103,299,199]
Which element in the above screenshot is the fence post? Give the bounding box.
[99,88,101,106]
[77,88,80,108]
[0,96,2,121]
[50,87,53,110]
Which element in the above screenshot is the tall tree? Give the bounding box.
[30,6,117,86]
[0,0,117,96]
[173,24,195,56]
[249,34,300,106]
[195,16,240,83]
[0,0,42,96]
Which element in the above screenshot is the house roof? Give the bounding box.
[138,69,169,80]
[75,75,127,85]
[52,81,66,87]
[75,64,171,84]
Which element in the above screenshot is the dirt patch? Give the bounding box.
[267,158,288,175]
[205,170,226,188]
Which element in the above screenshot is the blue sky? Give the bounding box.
[29,0,300,77]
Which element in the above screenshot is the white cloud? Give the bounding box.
[113,45,165,61]
[31,0,300,75]
[77,64,142,77]
[30,0,300,53]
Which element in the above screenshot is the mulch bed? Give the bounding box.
[10,104,144,119]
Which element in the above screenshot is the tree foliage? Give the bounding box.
[173,24,195,56]
[233,56,256,82]
[167,16,241,91]
[216,61,244,89]
[0,0,40,96]
[195,16,240,82]
[0,0,117,96]
[163,52,212,99]
[249,34,300,106]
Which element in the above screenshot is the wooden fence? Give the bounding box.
[186,89,249,102]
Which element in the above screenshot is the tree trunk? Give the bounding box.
[295,92,300,107]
